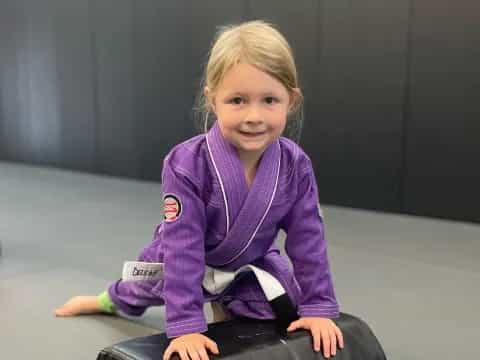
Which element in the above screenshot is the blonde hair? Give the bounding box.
[193,20,304,142]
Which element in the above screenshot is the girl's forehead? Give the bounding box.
[217,63,288,95]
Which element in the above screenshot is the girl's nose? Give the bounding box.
[245,106,263,124]
[245,117,263,125]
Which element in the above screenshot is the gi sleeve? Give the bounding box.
[107,158,208,338]
[107,229,170,317]
[281,161,340,319]
[160,160,208,338]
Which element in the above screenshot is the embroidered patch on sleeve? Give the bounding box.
[163,194,182,222]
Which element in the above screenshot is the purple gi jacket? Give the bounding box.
[108,121,339,338]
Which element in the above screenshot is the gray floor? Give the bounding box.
[1,161,479,359]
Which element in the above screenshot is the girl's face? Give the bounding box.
[205,62,299,161]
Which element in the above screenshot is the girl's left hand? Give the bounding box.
[287,317,344,358]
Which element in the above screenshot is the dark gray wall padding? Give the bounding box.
[0,0,478,223]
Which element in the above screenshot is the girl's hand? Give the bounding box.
[287,317,344,358]
[54,296,103,316]
[163,333,219,360]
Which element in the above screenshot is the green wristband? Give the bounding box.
[98,291,116,314]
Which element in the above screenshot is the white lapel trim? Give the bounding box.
[206,135,230,234]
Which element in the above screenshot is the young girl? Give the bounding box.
[55,20,344,360]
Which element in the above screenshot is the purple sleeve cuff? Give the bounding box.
[298,303,340,319]
[108,282,148,317]
[166,317,208,338]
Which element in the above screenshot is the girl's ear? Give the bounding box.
[288,87,302,112]
[204,86,216,112]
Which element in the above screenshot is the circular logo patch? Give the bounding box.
[163,194,182,222]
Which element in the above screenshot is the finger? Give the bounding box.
[178,349,189,360]
[186,345,200,360]
[312,328,321,353]
[197,347,210,360]
[164,344,183,360]
[335,326,344,349]
[204,338,219,354]
[163,345,173,360]
[321,330,331,358]
[287,319,302,332]
[329,329,337,356]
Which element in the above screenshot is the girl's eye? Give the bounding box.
[265,97,278,104]
[230,97,243,105]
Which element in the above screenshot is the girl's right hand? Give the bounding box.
[163,333,219,360]
[54,296,103,316]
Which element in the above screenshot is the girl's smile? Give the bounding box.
[238,130,267,138]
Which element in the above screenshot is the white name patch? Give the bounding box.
[122,261,164,281]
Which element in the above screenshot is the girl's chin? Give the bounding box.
[235,142,269,154]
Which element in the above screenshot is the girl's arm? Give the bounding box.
[157,160,208,338]
[281,159,339,319]
[107,154,208,338]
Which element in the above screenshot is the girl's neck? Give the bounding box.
[237,150,262,190]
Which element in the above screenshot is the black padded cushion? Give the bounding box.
[97,313,386,360]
